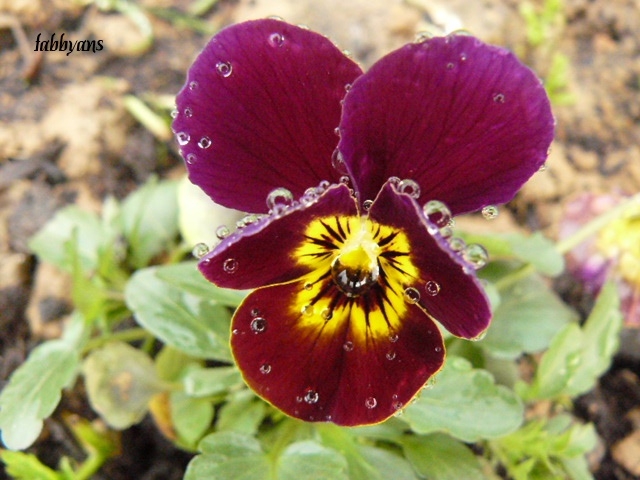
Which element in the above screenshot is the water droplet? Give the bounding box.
[365,397,377,409]
[303,282,313,291]
[414,31,432,43]
[403,287,421,304]
[188,81,198,90]
[304,389,319,404]
[481,205,499,220]
[223,258,238,273]
[170,108,178,118]
[386,351,396,361]
[398,179,421,198]
[266,187,294,211]
[460,53,468,61]
[198,136,212,149]
[423,200,452,228]
[331,254,379,298]
[388,176,401,187]
[215,225,230,240]
[448,237,466,252]
[471,330,487,342]
[342,49,353,58]
[250,317,267,333]
[463,243,489,269]
[216,61,232,77]
[186,153,196,165]
[331,148,347,174]
[539,163,548,172]
[184,107,193,117]
[389,333,399,343]
[446,62,455,69]
[192,242,209,259]
[251,308,261,317]
[334,127,341,137]
[232,328,240,335]
[339,175,350,185]
[493,93,505,103]
[269,32,284,47]
[176,132,190,145]
[344,83,352,92]
[343,341,354,352]
[320,308,333,321]
[392,399,404,411]
[435,346,443,353]
[425,280,441,296]
[301,304,314,316]
[363,199,373,211]
[259,363,271,374]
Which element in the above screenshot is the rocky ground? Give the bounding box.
[1,0,639,478]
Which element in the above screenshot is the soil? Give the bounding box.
[1,0,639,478]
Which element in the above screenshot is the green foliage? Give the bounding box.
[403,356,524,442]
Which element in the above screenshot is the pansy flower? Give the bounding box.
[172,19,553,426]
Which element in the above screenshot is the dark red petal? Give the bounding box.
[231,281,444,426]
[199,184,357,289]
[173,19,363,213]
[339,34,554,215]
[369,182,491,339]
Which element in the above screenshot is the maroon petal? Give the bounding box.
[339,34,554,215]
[231,280,444,426]
[173,19,363,213]
[369,182,491,339]
[199,184,357,290]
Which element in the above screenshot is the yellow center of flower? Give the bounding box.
[597,210,640,285]
[292,216,419,343]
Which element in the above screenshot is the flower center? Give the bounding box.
[330,234,380,297]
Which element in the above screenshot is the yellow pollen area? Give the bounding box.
[292,215,419,343]
[596,211,640,285]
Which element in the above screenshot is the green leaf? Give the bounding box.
[516,282,622,400]
[118,177,179,269]
[481,274,577,359]
[125,266,232,360]
[402,433,486,480]
[83,342,163,429]
[28,206,106,273]
[183,366,242,397]
[170,391,214,447]
[403,356,523,442]
[359,446,418,480]
[185,432,270,480]
[0,450,61,480]
[0,339,80,450]
[155,262,246,307]
[277,441,348,480]
[216,391,266,435]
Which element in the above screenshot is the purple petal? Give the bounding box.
[198,184,357,289]
[369,182,491,338]
[173,19,363,213]
[339,34,554,215]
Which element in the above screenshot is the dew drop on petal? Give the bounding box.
[215,61,232,77]
[259,363,272,374]
[301,304,314,316]
[198,136,212,149]
[331,148,347,174]
[339,175,351,185]
[223,258,238,273]
[363,199,373,211]
[188,81,198,90]
[470,330,487,342]
[539,163,548,172]
[414,31,432,43]
[170,108,178,118]
[365,397,377,409]
[493,93,506,103]
[215,225,230,239]
[269,32,285,47]
[481,205,499,220]
[176,132,190,145]
[304,389,319,404]
[344,83,352,92]
[251,308,261,317]
[389,333,399,343]
[321,308,333,321]
[186,153,197,165]
[184,107,193,117]
[398,179,421,199]
[448,237,466,252]
[334,127,341,137]
[388,176,401,187]
[463,243,489,269]
[386,351,396,361]
[460,52,468,61]
[439,225,453,238]
[250,317,267,333]
[266,187,294,210]
[192,242,209,259]
[435,346,443,353]
[403,287,421,304]
[423,200,452,228]
[303,282,313,291]
[425,280,441,296]
[446,62,455,69]
[343,341,354,352]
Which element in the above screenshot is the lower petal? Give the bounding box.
[230,280,444,426]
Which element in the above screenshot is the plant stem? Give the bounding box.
[81,327,152,354]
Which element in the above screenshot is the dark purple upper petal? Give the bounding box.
[338,34,554,215]
[198,184,358,289]
[173,19,363,213]
[369,182,491,338]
